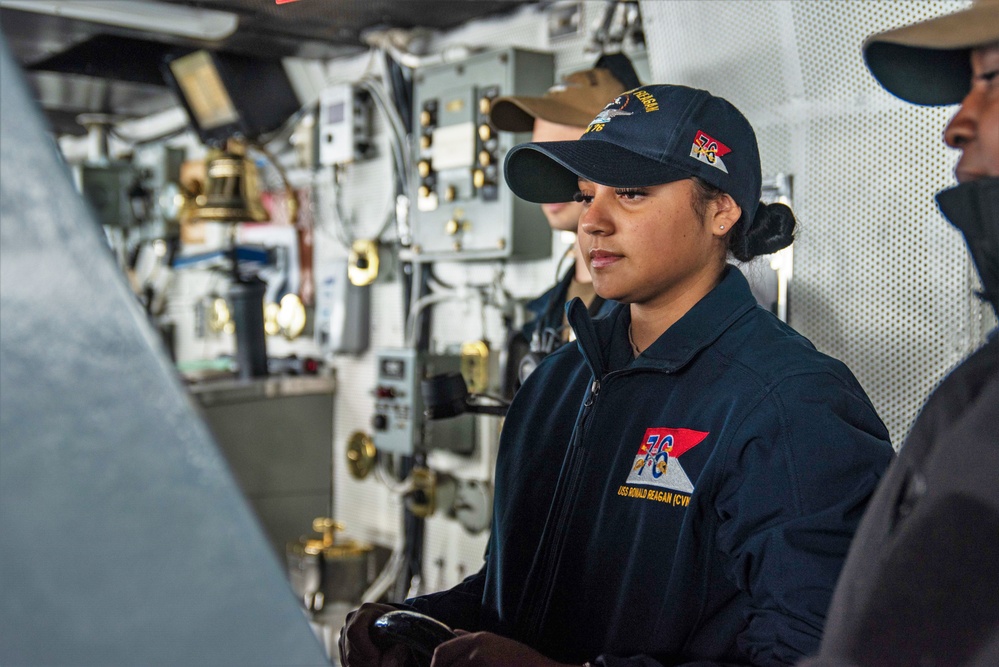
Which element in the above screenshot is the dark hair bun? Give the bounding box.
[730,202,796,262]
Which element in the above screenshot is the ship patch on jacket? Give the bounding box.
[623,427,709,495]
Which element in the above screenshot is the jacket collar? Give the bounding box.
[936,177,999,318]
[567,265,758,376]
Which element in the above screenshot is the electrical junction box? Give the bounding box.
[318,83,373,166]
[78,162,142,227]
[372,348,475,456]
[410,48,554,261]
[314,261,370,355]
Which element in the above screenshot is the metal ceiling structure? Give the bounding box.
[0,0,537,135]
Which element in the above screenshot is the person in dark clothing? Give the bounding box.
[341,84,894,667]
[490,55,639,394]
[800,2,999,666]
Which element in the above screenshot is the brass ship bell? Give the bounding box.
[195,142,268,223]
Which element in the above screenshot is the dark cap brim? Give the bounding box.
[862,1,999,106]
[504,139,693,204]
[863,41,973,106]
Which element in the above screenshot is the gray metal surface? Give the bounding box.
[191,375,336,559]
[0,34,329,667]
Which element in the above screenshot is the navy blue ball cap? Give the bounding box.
[503,84,762,227]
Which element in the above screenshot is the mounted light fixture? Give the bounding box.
[0,0,239,41]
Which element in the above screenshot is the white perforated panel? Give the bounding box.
[643,0,994,447]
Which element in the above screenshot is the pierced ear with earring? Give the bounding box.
[719,225,725,230]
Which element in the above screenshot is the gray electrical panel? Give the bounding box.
[79,162,141,227]
[410,47,555,261]
[315,260,370,355]
[372,348,474,455]
[318,83,373,166]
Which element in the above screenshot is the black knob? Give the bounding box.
[371,611,455,667]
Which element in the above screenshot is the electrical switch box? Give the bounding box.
[372,348,474,455]
[318,83,373,166]
[78,163,143,227]
[315,261,370,355]
[410,48,554,261]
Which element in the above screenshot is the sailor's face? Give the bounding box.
[576,179,729,308]
[944,42,999,183]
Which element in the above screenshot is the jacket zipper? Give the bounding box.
[525,378,600,643]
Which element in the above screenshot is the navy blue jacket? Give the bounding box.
[409,266,894,666]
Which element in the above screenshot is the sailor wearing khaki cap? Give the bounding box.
[801,3,999,665]
[490,63,638,131]
[490,54,640,395]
